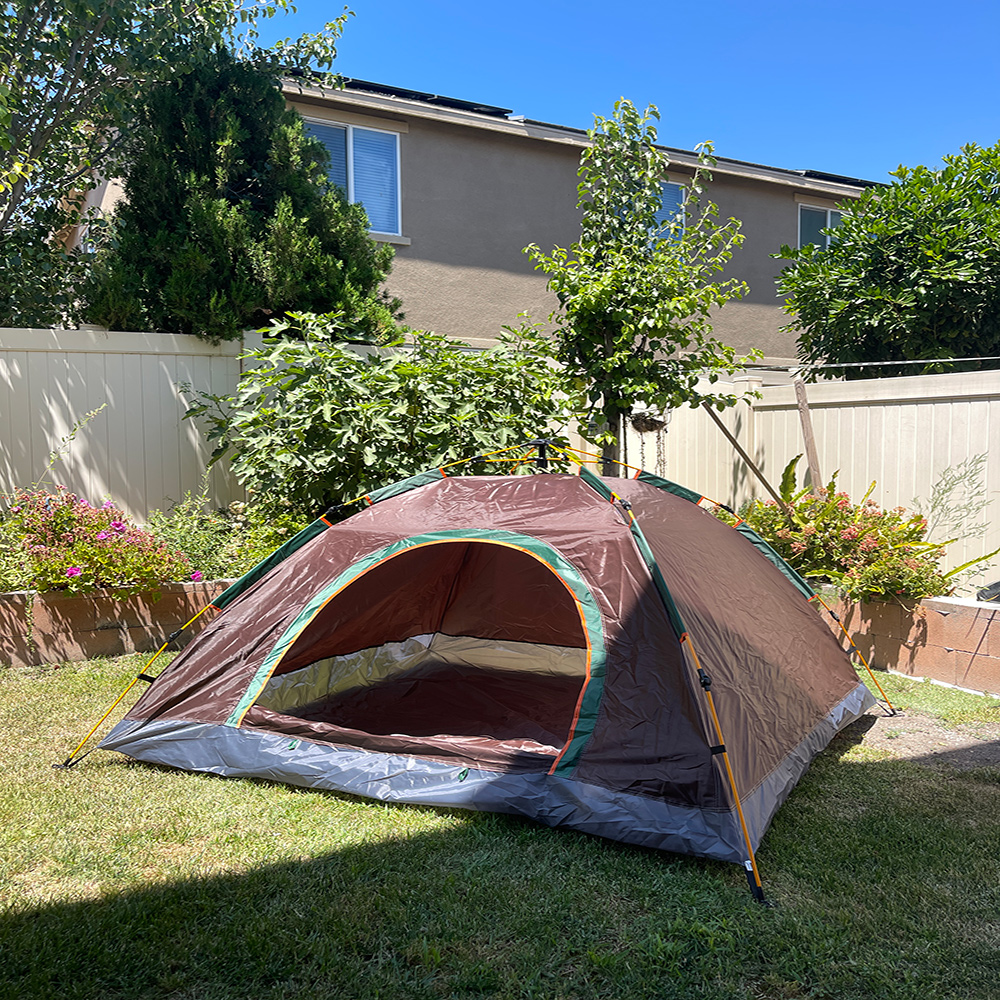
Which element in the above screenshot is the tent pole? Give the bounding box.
[683,633,768,904]
[53,604,215,769]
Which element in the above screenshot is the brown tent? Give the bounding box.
[102,468,872,885]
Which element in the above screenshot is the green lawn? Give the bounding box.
[2,656,999,1000]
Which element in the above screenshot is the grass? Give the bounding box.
[2,656,1000,999]
[869,669,1000,726]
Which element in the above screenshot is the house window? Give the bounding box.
[304,119,401,236]
[654,182,685,234]
[799,205,842,249]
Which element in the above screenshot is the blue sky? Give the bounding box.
[255,0,1000,183]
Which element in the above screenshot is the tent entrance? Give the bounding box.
[245,539,593,767]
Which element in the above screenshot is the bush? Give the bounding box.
[83,50,398,342]
[146,490,307,581]
[185,313,582,515]
[726,485,951,602]
[3,488,190,596]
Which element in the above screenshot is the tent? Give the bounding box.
[100,467,873,888]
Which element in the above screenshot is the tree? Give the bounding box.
[0,0,347,327]
[0,1,346,234]
[82,50,397,341]
[777,142,1000,380]
[525,99,755,474]
[185,313,579,514]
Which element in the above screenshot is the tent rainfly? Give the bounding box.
[99,467,873,897]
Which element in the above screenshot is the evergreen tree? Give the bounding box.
[85,50,398,341]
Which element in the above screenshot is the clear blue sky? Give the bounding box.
[255,0,1000,183]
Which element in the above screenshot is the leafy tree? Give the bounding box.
[0,0,346,327]
[777,142,1000,379]
[185,313,579,514]
[82,50,397,341]
[525,99,755,474]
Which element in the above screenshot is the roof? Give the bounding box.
[316,78,882,191]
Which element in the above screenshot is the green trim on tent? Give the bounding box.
[576,465,689,638]
[366,468,446,505]
[212,469,446,611]
[211,518,331,610]
[578,465,615,502]
[635,469,703,505]
[634,469,815,601]
[627,520,688,639]
[225,529,607,775]
[732,521,815,601]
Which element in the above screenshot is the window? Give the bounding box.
[304,119,401,236]
[654,182,685,235]
[799,205,842,249]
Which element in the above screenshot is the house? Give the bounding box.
[284,78,879,364]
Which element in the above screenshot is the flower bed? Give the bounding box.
[0,579,234,668]
[827,595,1000,696]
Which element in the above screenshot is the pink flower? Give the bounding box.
[111,521,126,532]
[96,532,110,540]
[79,498,91,508]
[66,567,82,577]
[102,500,115,510]
[190,571,204,582]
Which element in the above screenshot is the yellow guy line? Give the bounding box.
[810,592,897,715]
[55,603,216,768]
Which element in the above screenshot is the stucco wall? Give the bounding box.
[292,89,859,360]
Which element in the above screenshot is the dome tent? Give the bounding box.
[100,466,873,897]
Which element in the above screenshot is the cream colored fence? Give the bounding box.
[0,327,261,518]
[625,369,1000,581]
[4,327,1000,583]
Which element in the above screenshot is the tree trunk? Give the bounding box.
[601,408,622,477]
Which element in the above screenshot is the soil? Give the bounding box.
[833,706,1000,771]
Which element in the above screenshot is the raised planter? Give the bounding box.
[0,579,235,668]
[827,594,1000,696]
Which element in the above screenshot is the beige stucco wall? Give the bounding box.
[291,88,865,362]
[83,85,857,363]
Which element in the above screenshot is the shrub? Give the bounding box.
[717,461,984,603]
[184,313,582,515]
[3,487,190,596]
[147,490,307,581]
[83,50,398,342]
[725,490,950,602]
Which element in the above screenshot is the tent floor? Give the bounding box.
[289,661,585,751]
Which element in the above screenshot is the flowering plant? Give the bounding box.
[3,487,189,596]
[718,459,998,603]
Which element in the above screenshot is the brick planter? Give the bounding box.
[827,595,1000,696]
[0,579,235,668]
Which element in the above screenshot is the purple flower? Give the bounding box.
[102,500,115,510]
[78,498,91,508]
[66,567,82,578]
[111,521,126,533]
[96,532,110,540]
[190,571,204,582]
